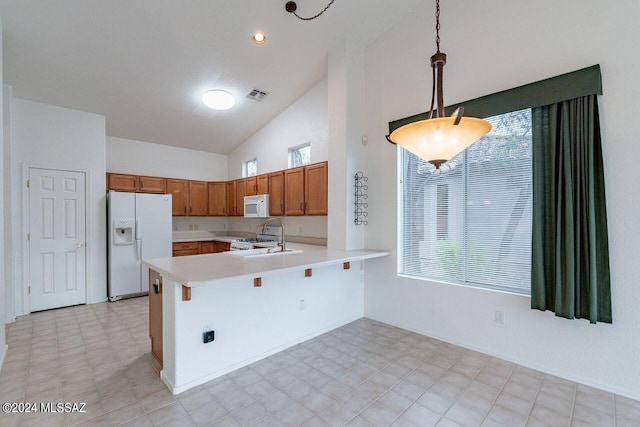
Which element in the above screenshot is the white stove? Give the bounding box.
[229,225,281,251]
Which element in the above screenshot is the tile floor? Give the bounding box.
[1,297,639,427]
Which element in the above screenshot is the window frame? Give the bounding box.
[288,143,311,168]
[243,158,257,178]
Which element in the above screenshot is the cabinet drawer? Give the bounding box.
[173,249,199,257]
[216,242,231,252]
[172,242,200,251]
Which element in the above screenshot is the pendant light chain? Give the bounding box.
[435,0,441,52]
[286,0,336,21]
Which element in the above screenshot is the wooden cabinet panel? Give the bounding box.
[200,241,216,254]
[173,249,199,257]
[167,179,188,216]
[149,269,163,367]
[226,181,237,216]
[138,176,166,193]
[257,174,269,195]
[215,241,231,252]
[172,242,200,252]
[235,179,246,216]
[188,181,208,216]
[208,182,227,216]
[284,167,305,216]
[268,171,284,216]
[304,162,328,215]
[245,176,257,196]
[107,173,138,192]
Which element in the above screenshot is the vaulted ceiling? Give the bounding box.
[0,0,423,154]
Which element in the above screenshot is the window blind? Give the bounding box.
[400,109,533,294]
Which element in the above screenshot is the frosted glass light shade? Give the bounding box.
[202,90,235,110]
[390,116,492,164]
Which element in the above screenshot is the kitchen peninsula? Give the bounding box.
[143,244,389,394]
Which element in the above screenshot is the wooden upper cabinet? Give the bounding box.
[235,179,246,216]
[107,173,138,192]
[257,174,269,195]
[138,176,166,194]
[284,167,305,216]
[167,179,188,216]
[304,162,328,215]
[226,181,236,216]
[268,171,284,216]
[245,176,257,196]
[208,182,227,216]
[188,181,208,216]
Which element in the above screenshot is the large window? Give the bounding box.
[400,109,533,295]
[288,143,311,168]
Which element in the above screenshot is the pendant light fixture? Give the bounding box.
[386,0,491,168]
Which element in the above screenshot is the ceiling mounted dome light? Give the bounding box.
[202,89,235,110]
[386,0,491,168]
[252,32,266,44]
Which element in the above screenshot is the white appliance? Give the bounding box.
[230,225,281,250]
[244,194,269,218]
[107,191,172,301]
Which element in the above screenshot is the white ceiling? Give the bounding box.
[0,0,423,154]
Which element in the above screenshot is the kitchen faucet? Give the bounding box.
[262,218,285,252]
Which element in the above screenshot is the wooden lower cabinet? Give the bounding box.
[200,241,216,254]
[172,241,230,256]
[149,269,163,367]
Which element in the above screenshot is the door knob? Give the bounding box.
[76,242,85,248]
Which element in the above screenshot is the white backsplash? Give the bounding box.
[172,216,227,232]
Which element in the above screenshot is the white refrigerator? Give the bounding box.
[107,191,172,301]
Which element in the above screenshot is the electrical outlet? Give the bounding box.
[494,310,505,324]
[299,300,305,311]
[298,227,303,235]
[188,225,194,230]
[194,224,199,230]
[203,330,215,343]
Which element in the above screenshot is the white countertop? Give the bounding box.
[143,243,389,287]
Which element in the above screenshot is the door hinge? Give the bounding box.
[27,233,30,241]
[28,286,31,294]
[27,179,31,188]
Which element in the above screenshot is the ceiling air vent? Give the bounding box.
[246,89,268,102]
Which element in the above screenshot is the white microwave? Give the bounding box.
[244,194,269,218]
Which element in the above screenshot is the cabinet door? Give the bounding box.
[215,241,231,252]
[268,171,284,216]
[208,182,227,216]
[245,176,257,196]
[235,179,246,216]
[257,174,269,195]
[149,269,163,367]
[167,179,188,216]
[188,181,208,216]
[107,173,138,192]
[138,176,166,194]
[304,162,328,215]
[284,167,305,216]
[226,181,236,216]
[200,241,216,254]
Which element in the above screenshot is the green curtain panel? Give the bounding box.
[531,95,612,324]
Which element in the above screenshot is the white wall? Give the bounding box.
[227,78,328,179]
[3,85,14,323]
[12,99,107,312]
[106,136,228,181]
[363,0,640,400]
[107,136,229,233]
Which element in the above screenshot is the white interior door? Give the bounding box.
[29,168,87,311]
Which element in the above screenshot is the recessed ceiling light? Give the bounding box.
[202,90,235,110]
[252,32,267,44]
